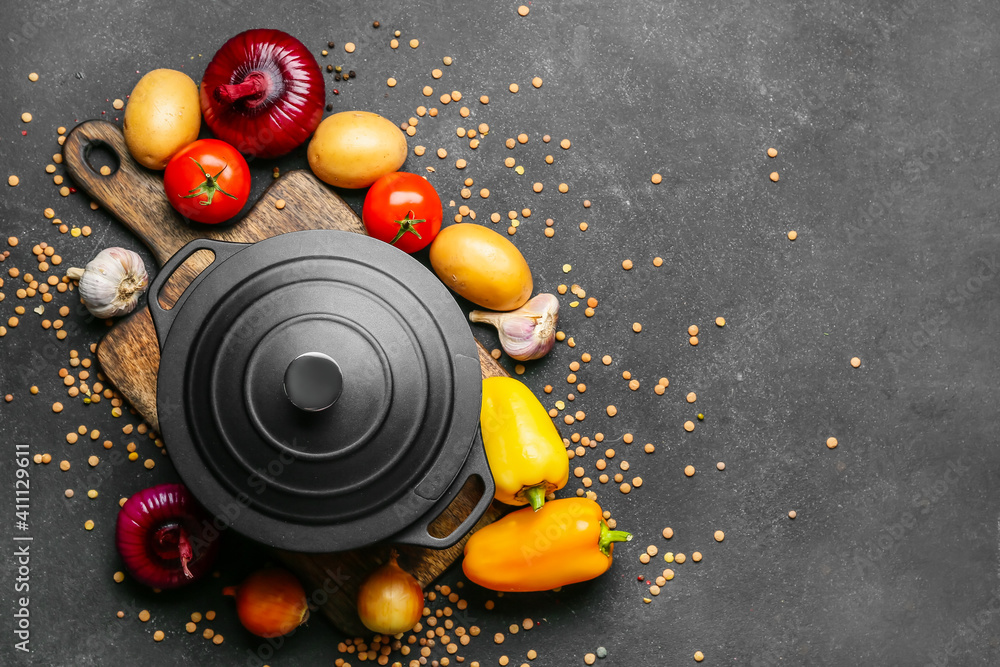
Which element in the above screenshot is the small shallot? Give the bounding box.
[66,247,148,318]
[224,568,310,638]
[469,293,559,361]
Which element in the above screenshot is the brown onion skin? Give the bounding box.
[357,553,424,634]
[225,568,310,638]
[200,29,324,159]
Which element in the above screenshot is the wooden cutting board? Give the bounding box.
[63,120,505,636]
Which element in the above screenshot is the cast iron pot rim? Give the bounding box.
[152,230,489,552]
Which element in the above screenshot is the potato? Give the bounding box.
[123,69,201,170]
[429,224,533,311]
[307,111,407,189]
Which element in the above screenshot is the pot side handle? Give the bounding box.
[148,238,248,349]
[391,428,496,550]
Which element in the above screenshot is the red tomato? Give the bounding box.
[362,172,443,253]
[164,139,250,224]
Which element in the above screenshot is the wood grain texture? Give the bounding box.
[64,120,508,635]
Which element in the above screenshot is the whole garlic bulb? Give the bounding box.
[65,247,149,318]
[469,293,559,361]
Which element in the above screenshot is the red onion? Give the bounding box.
[116,483,220,589]
[200,29,325,159]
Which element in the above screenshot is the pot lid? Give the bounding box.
[154,230,483,551]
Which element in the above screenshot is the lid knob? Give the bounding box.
[283,352,344,412]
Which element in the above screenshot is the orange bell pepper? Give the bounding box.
[462,498,631,592]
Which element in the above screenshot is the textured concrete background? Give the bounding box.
[1,0,999,665]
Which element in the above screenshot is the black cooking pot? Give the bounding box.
[148,230,494,553]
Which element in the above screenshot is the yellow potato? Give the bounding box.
[308,111,407,189]
[123,69,201,170]
[429,224,532,311]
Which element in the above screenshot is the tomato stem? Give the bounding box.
[181,158,238,206]
[389,210,426,246]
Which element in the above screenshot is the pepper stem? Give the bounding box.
[521,484,547,512]
[597,521,632,557]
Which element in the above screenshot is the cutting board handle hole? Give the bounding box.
[84,140,121,177]
[156,248,216,311]
[427,474,485,539]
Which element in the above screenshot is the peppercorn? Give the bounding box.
[334,73,341,81]
[335,65,342,73]
[326,103,333,111]
[328,41,335,48]
[333,89,339,95]
[373,20,380,28]
[326,65,333,72]
[348,70,356,78]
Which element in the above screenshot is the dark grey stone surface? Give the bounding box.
[1,0,999,665]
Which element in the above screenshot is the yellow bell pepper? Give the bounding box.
[462,498,631,592]
[480,376,569,511]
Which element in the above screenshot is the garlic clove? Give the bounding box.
[66,247,149,319]
[470,293,559,361]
